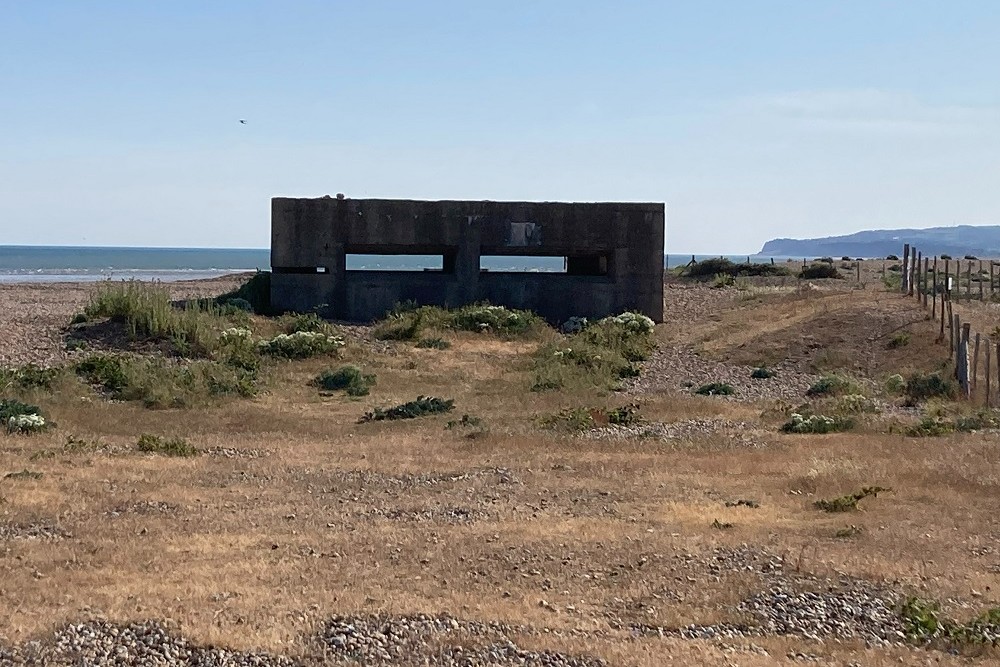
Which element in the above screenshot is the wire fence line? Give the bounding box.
[899,243,1000,406]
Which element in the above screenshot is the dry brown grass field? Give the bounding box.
[1,265,999,666]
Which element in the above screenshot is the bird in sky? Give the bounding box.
[239,119,247,124]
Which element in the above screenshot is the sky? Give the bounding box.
[1,1,999,254]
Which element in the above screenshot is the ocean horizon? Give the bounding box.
[0,245,820,283]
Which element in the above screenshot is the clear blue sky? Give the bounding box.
[2,1,998,253]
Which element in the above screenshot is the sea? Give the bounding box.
[0,246,792,283]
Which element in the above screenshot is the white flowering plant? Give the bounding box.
[781,412,854,434]
[600,312,656,336]
[258,331,345,359]
[451,303,541,335]
[7,413,48,435]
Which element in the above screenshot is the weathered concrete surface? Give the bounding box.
[271,197,665,323]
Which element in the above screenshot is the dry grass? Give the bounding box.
[1,279,999,665]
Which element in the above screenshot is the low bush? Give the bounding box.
[806,374,860,397]
[531,312,655,391]
[904,372,955,403]
[907,417,954,437]
[965,255,978,260]
[1,399,51,435]
[695,382,735,396]
[816,257,834,264]
[313,366,375,397]
[281,312,335,335]
[540,403,642,431]
[887,332,911,349]
[751,367,776,380]
[885,374,906,394]
[886,254,899,261]
[451,303,542,335]
[682,258,790,279]
[360,396,455,422]
[0,364,63,390]
[835,394,879,414]
[415,337,451,350]
[258,331,345,359]
[814,486,890,512]
[781,412,854,434]
[940,254,952,260]
[711,273,735,289]
[799,264,842,279]
[136,433,199,457]
[75,354,258,408]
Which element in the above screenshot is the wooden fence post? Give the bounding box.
[902,244,910,293]
[980,260,985,300]
[856,261,861,283]
[910,250,918,297]
[960,324,972,398]
[987,342,993,408]
[973,333,982,390]
[967,261,973,299]
[951,315,962,370]
[932,257,938,320]
[923,256,929,308]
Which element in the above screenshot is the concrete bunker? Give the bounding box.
[270,197,665,323]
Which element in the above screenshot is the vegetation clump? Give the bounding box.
[835,394,879,414]
[136,433,200,457]
[360,396,455,422]
[0,364,63,390]
[906,417,953,437]
[799,264,842,279]
[415,337,451,350]
[681,258,790,279]
[813,486,891,512]
[781,412,854,434]
[532,312,655,392]
[887,332,911,349]
[313,366,375,397]
[539,403,643,431]
[694,382,735,396]
[902,597,1000,646]
[258,331,345,359]
[75,354,258,408]
[904,372,956,403]
[751,367,776,379]
[806,374,860,397]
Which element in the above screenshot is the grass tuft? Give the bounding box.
[360,396,455,422]
[136,433,199,457]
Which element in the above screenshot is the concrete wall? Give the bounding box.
[271,197,665,323]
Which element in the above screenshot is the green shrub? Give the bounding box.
[965,255,978,261]
[360,396,455,422]
[781,412,854,434]
[85,280,220,355]
[695,382,735,396]
[806,374,859,397]
[608,402,642,426]
[886,255,899,261]
[904,372,955,403]
[282,312,334,335]
[70,312,88,325]
[887,332,911,349]
[539,407,597,432]
[907,417,954,437]
[313,366,375,397]
[258,331,345,359]
[751,367,776,379]
[446,414,484,430]
[940,254,952,260]
[216,272,271,315]
[531,312,655,392]
[816,257,834,264]
[835,394,879,414]
[216,328,260,371]
[682,258,790,279]
[415,337,451,350]
[75,354,257,408]
[1,400,48,435]
[885,374,906,394]
[955,411,1000,432]
[451,303,541,336]
[901,597,1000,646]
[136,433,199,457]
[799,264,842,279]
[374,311,426,341]
[711,273,735,289]
[0,364,63,390]
[814,486,890,512]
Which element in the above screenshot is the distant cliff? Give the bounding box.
[759,225,1000,258]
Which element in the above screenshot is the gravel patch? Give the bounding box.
[321,614,606,666]
[105,501,179,518]
[362,505,489,523]
[0,521,69,541]
[205,447,271,460]
[29,620,299,666]
[629,345,818,402]
[587,419,769,448]
[333,467,520,489]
